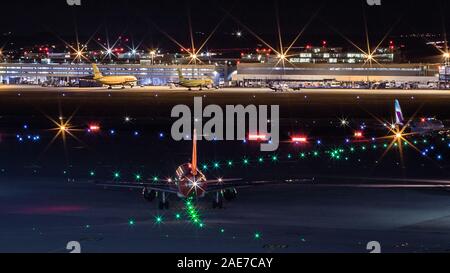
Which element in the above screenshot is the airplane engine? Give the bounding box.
[142,188,157,202]
[222,188,237,201]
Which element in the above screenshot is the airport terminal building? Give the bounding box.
[0,62,443,87]
[233,63,440,84]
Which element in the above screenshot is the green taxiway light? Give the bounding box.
[254,232,261,240]
[155,216,163,224]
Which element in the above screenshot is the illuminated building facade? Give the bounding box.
[0,63,219,86]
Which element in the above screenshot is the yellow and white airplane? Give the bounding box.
[92,64,138,89]
[176,69,216,91]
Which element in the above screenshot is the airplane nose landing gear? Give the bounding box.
[158,192,170,210]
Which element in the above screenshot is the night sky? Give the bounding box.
[1,0,449,52]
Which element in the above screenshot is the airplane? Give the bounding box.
[394,99,446,134]
[92,64,138,89]
[95,130,313,210]
[176,69,216,91]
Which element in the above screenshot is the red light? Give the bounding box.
[292,136,308,143]
[354,131,364,138]
[89,125,101,132]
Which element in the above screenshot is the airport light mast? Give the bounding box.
[444,52,450,66]
[150,50,156,65]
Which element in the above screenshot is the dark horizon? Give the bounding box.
[1,2,449,38]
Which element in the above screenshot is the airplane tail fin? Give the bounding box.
[191,129,198,176]
[92,64,103,79]
[177,69,185,81]
[395,99,405,126]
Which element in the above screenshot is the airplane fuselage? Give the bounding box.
[96,76,138,87]
[179,79,214,89]
[175,163,208,198]
[409,119,445,134]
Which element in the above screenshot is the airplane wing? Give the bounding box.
[94,180,179,194]
[94,177,314,194]
[204,178,315,193]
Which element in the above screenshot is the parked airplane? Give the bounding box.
[96,130,313,210]
[92,64,138,89]
[176,69,215,91]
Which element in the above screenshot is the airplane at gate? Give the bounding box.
[176,69,215,91]
[92,64,138,89]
